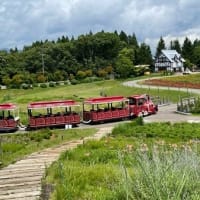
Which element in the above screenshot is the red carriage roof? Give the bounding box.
[129,94,148,99]
[0,103,17,110]
[28,100,79,109]
[84,96,128,105]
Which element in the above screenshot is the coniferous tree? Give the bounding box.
[155,36,166,57]
[170,39,181,53]
[128,33,138,47]
[137,43,153,65]
[119,31,128,44]
[182,37,193,61]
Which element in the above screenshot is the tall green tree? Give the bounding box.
[193,46,200,67]
[115,48,134,78]
[170,39,181,53]
[128,33,138,48]
[155,36,166,57]
[119,31,128,44]
[182,37,193,61]
[136,43,153,65]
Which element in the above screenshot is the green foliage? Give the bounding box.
[29,128,52,142]
[40,83,47,88]
[0,30,156,87]
[76,70,86,80]
[112,121,200,140]
[49,82,55,87]
[70,79,79,85]
[155,36,166,57]
[119,149,200,200]
[115,47,134,78]
[21,83,29,89]
[44,122,200,199]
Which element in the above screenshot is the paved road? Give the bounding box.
[144,104,200,123]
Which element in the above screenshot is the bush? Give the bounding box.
[40,83,47,88]
[33,83,39,87]
[64,81,70,85]
[70,79,79,85]
[80,77,103,83]
[135,116,144,126]
[21,83,29,89]
[49,82,55,87]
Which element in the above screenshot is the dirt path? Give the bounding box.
[0,127,113,200]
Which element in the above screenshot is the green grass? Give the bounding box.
[0,128,96,168]
[44,120,200,200]
[112,120,200,141]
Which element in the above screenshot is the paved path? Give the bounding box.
[0,127,113,200]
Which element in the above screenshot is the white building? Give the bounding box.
[155,50,185,72]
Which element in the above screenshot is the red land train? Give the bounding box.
[0,94,157,132]
[0,103,20,132]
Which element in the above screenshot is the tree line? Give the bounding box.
[0,31,200,88]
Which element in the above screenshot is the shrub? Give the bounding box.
[70,79,79,85]
[33,83,39,87]
[21,83,29,90]
[135,116,144,126]
[40,83,47,88]
[64,81,70,85]
[49,82,55,87]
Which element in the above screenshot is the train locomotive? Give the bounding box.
[0,94,157,133]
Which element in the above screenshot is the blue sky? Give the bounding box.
[1,0,200,52]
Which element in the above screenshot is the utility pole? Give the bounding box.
[41,53,45,75]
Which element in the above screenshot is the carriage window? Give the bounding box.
[128,98,136,105]
[138,98,145,105]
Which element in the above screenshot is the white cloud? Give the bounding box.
[0,0,200,52]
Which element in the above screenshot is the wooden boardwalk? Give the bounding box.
[0,127,113,200]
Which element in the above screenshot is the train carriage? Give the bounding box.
[82,96,130,124]
[0,103,19,133]
[128,94,158,117]
[27,100,80,129]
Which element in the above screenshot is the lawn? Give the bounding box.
[44,119,200,200]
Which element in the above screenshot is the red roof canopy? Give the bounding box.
[0,103,17,110]
[84,96,128,105]
[129,94,148,99]
[28,100,79,109]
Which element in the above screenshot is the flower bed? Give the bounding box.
[144,73,200,89]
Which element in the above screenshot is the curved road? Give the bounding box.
[123,78,200,123]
